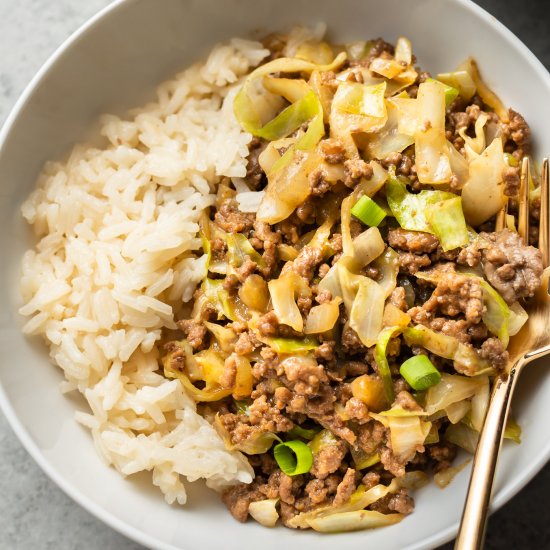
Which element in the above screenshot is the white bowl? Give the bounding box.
[1,1,549,549]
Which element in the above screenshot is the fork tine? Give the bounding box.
[518,157,530,243]
[539,158,549,268]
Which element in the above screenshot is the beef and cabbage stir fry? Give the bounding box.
[163,33,543,532]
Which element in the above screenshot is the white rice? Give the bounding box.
[19,37,273,505]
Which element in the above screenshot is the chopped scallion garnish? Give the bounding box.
[399,355,441,391]
[273,440,313,476]
[351,196,387,227]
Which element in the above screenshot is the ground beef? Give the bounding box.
[428,442,458,474]
[220,353,238,389]
[235,258,257,282]
[319,138,346,164]
[396,152,414,177]
[309,167,332,197]
[281,356,329,396]
[344,397,370,423]
[222,483,262,522]
[256,311,279,336]
[446,103,491,152]
[502,165,521,197]
[314,341,337,363]
[350,38,394,67]
[427,317,471,344]
[305,478,330,505]
[333,468,357,505]
[389,286,408,311]
[361,471,381,490]
[369,488,414,515]
[343,159,373,188]
[478,337,509,371]
[501,108,531,158]
[341,325,368,355]
[388,228,440,254]
[295,200,316,224]
[284,246,324,280]
[253,219,282,247]
[234,331,257,355]
[310,440,348,479]
[380,445,407,477]
[381,152,403,170]
[356,420,386,455]
[460,229,543,304]
[343,361,372,377]
[393,391,422,411]
[177,319,208,350]
[397,251,432,274]
[214,200,255,233]
[245,137,266,190]
[415,270,485,324]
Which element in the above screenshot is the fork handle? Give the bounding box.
[454,360,523,550]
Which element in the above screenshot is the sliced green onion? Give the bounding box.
[351,196,387,227]
[287,425,321,441]
[273,440,313,476]
[399,355,441,391]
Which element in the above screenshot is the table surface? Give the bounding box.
[1,0,549,548]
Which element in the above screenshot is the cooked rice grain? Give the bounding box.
[19,38,271,503]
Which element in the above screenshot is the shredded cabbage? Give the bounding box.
[461,137,506,226]
[425,196,469,251]
[415,80,452,184]
[403,325,492,376]
[372,247,400,298]
[374,326,401,404]
[349,277,386,347]
[348,226,386,271]
[424,373,485,416]
[509,302,529,336]
[257,149,322,223]
[436,70,476,101]
[386,176,457,233]
[458,57,509,122]
[371,410,432,461]
[227,233,264,268]
[330,81,388,157]
[395,37,412,66]
[306,510,403,533]
[459,112,488,159]
[365,100,415,159]
[426,78,459,106]
[214,414,281,454]
[447,140,470,188]
[234,53,347,136]
[304,299,342,334]
[288,477,403,529]
[248,499,279,527]
[268,272,309,331]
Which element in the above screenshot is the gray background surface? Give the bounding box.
[0,1,548,548]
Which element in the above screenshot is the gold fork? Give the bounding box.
[455,157,550,550]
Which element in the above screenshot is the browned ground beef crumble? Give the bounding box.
[162,35,544,529]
